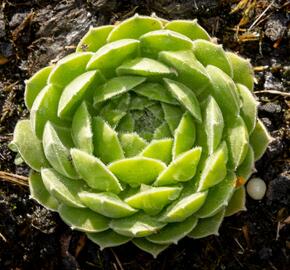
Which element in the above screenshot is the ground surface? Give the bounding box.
[0,0,289,269]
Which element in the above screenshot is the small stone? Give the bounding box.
[247,178,267,200]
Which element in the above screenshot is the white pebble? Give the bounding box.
[246,178,267,200]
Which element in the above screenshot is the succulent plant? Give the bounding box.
[10,14,271,257]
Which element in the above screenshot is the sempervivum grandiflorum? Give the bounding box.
[10,14,272,257]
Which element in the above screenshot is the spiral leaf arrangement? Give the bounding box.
[10,15,271,257]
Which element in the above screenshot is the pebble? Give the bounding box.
[247,178,267,200]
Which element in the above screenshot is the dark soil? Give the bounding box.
[0,0,289,269]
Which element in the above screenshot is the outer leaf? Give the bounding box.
[94,76,146,104]
[206,65,240,124]
[25,66,53,110]
[226,116,249,169]
[79,191,137,218]
[76,25,114,52]
[134,83,178,105]
[141,138,173,164]
[119,133,148,157]
[165,19,210,40]
[202,96,224,155]
[237,145,255,180]
[58,70,104,120]
[29,171,59,211]
[48,52,93,88]
[87,230,131,250]
[196,172,236,218]
[159,50,210,96]
[140,29,193,57]
[59,204,109,232]
[249,119,272,161]
[43,122,78,179]
[197,142,228,192]
[237,83,258,133]
[225,186,247,217]
[107,14,163,42]
[160,191,207,222]
[192,40,233,77]
[41,168,85,208]
[188,208,226,239]
[147,215,198,245]
[154,147,202,186]
[161,103,183,134]
[117,57,176,78]
[10,120,49,171]
[226,51,254,91]
[71,149,123,193]
[132,238,168,258]
[108,157,166,187]
[92,117,124,164]
[125,185,181,214]
[86,39,140,72]
[71,102,94,154]
[110,213,166,237]
[172,112,196,159]
[163,78,202,123]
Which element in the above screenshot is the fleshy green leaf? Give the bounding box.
[110,213,166,237]
[172,112,196,159]
[163,78,202,123]
[108,157,166,187]
[71,148,123,193]
[165,19,210,41]
[237,83,258,133]
[154,147,202,186]
[225,186,247,217]
[206,65,240,124]
[236,145,255,180]
[10,120,49,171]
[86,39,140,73]
[125,185,181,214]
[119,133,148,157]
[25,66,53,110]
[87,230,131,250]
[196,172,236,218]
[159,50,210,97]
[226,52,254,91]
[92,117,124,164]
[161,103,183,134]
[59,204,109,232]
[140,29,193,57]
[153,122,172,139]
[132,238,168,258]
[107,14,163,42]
[41,168,85,208]
[29,171,59,211]
[134,83,178,105]
[141,138,173,164]
[197,142,228,192]
[48,52,93,88]
[58,70,104,120]
[160,191,207,222]
[147,215,198,245]
[192,40,233,77]
[43,122,78,179]
[117,57,176,78]
[76,25,114,52]
[188,208,226,239]
[79,191,137,218]
[71,102,94,154]
[249,119,272,161]
[117,114,135,133]
[94,76,146,104]
[202,96,224,155]
[226,116,249,169]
